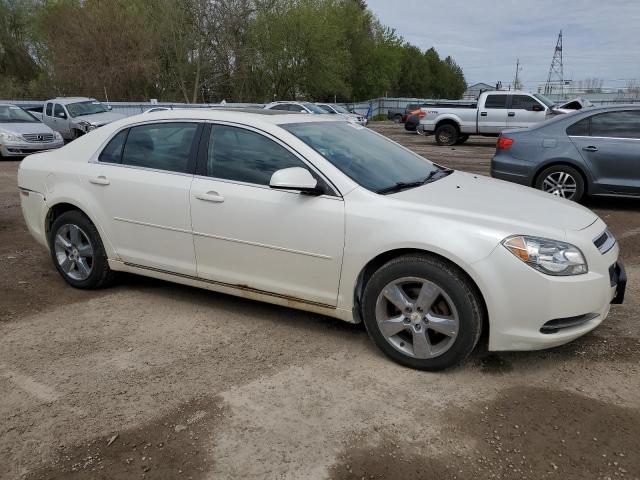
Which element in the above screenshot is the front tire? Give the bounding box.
[435,124,459,146]
[49,210,116,289]
[535,165,585,202]
[362,254,483,371]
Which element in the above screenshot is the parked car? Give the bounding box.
[0,103,64,158]
[387,102,429,123]
[29,97,125,140]
[264,101,327,114]
[491,105,640,202]
[316,103,367,126]
[18,110,625,371]
[554,97,594,114]
[420,91,556,146]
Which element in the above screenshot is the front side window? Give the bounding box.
[484,95,508,109]
[590,111,640,139]
[270,104,290,111]
[54,104,66,118]
[206,125,306,185]
[99,129,128,163]
[283,122,442,193]
[511,95,543,111]
[121,122,198,173]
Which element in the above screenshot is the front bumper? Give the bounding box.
[1,140,64,157]
[475,221,623,351]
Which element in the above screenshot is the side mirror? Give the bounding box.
[107,105,113,111]
[532,104,544,112]
[270,167,320,194]
[57,112,66,118]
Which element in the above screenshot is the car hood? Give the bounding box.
[391,171,597,232]
[75,112,126,125]
[0,122,54,135]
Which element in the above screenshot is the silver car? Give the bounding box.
[0,104,64,158]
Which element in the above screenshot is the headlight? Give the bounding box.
[54,131,63,141]
[79,121,96,132]
[0,131,22,143]
[503,235,587,276]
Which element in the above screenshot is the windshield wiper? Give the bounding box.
[376,167,453,195]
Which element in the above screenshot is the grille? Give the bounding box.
[593,229,615,254]
[22,133,54,143]
[540,313,599,334]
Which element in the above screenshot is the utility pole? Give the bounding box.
[513,58,523,91]
[545,31,564,96]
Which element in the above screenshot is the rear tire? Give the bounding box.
[535,165,585,202]
[49,210,117,289]
[362,254,483,371]
[435,124,459,146]
[393,114,403,124]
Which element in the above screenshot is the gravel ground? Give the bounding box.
[1,122,639,480]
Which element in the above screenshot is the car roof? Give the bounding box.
[51,97,97,105]
[134,108,340,125]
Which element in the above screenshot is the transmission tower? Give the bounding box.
[545,31,564,95]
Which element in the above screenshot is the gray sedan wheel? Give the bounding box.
[535,165,585,202]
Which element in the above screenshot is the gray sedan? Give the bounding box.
[0,104,64,158]
[491,105,640,202]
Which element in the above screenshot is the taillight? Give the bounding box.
[496,137,513,150]
[411,108,425,119]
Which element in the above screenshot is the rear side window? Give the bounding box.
[484,95,508,109]
[270,104,290,111]
[511,95,543,111]
[566,117,590,136]
[590,111,640,139]
[99,129,128,164]
[121,122,198,173]
[45,103,52,116]
[206,125,305,185]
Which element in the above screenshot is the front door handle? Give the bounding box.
[89,175,110,185]
[582,146,598,152]
[507,112,515,117]
[480,112,488,117]
[195,191,225,203]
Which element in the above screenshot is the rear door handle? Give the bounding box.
[89,175,110,185]
[582,146,598,152]
[480,112,488,117]
[507,112,515,117]
[195,191,225,203]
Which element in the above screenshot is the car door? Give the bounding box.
[190,123,345,306]
[569,110,640,195]
[478,94,509,134]
[507,95,547,129]
[53,103,71,138]
[87,121,203,275]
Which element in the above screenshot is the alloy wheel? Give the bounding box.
[542,171,577,199]
[375,277,459,359]
[54,224,94,281]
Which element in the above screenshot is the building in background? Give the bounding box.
[463,82,495,99]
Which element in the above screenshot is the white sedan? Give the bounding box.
[18,109,625,370]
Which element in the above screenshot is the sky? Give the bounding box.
[365,0,640,91]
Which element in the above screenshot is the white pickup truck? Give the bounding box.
[419,91,556,146]
[29,97,125,140]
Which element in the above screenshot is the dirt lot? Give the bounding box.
[1,123,639,480]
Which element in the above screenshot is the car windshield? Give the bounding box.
[302,103,328,114]
[0,105,39,123]
[318,104,335,113]
[533,93,556,108]
[283,121,445,193]
[333,105,350,114]
[66,100,109,117]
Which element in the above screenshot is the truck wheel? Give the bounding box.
[393,114,403,124]
[435,124,459,146]
[362,254,483,371]
[72,129,85,139]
